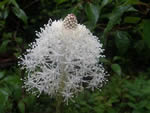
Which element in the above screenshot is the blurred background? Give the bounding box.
[0,0,150,113]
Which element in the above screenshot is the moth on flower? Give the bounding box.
[19,14,108,102]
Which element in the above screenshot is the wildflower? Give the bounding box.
[19,14,108,102]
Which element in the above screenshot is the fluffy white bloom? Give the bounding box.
[19,14,108,102]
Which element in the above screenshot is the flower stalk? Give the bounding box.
[56,94,63,113]
[56,60,66,113]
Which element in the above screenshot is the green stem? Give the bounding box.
[56,95,63,113]
[56,66,66,113]
[56,54,67,113]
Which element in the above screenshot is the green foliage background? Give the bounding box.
[0,0,150,113]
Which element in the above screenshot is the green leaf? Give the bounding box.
[128,102,137,109]
[55,0,68,4]
[0,88,9,112]
[10,0,19,8]
[134,40,145,53]
[0,40,10,54]
[99,57,111,64]
[0,0,8,8]
[127,6,137,12]
[138,100,148,108]
[0,71,5,79]
[3,75,22,100]
[145,103,150,110]
[85,3,100,27]
[0,20,5,30]
[103,5,130,37]
[2,32,12,39]
[113,56,123,62]
[12,7,28,24]
[3,75,21,92]
[111,64,122,75]
[100,0,112,8]
[115,31,130,55]
[22,96,35,109]
[124,94,136,102]
[124,16,140,24]
[15,37,23,44]
[18,101,25,113]
[143,20,150,48]
[126,0,139,5]
[4,76,21,87]
[2,8,9,19]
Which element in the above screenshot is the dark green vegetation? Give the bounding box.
[0,0,150,113]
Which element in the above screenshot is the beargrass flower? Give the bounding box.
[19,14,108,102]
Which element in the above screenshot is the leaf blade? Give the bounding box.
[12,7,28,24]
[111,64,122,75]
[85,3,100,28]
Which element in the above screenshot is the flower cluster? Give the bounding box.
[19,14,108,102]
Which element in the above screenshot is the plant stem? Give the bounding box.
[56,54,66,113]
[56,95,63,113]
[56,67,66,113]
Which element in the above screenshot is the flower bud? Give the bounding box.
[63,14,78,29]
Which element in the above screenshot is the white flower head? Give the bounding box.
[19,14,108,102]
